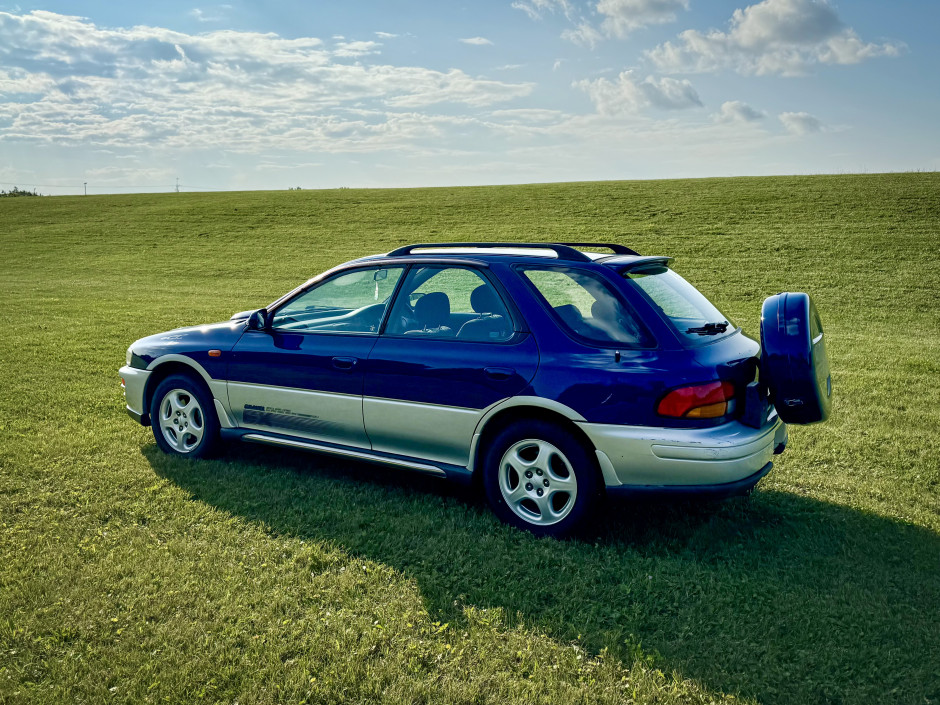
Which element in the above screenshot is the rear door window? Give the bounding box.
[385,266,514,342]
[518,266,654,347]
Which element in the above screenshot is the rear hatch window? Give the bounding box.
[622,265,735,344]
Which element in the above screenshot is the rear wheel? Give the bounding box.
[483,420,599,537]
[150,374,221,458]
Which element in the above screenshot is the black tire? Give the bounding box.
[760,292,832,424]
[482,420,600,537]
[149,373,221,459]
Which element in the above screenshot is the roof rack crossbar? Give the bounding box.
[386,242,640,262]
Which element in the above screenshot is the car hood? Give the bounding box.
[129,320,245,367]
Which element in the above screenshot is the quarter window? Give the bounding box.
[519,266,653,347]
[271,266,403,334]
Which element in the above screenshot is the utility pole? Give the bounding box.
[84,182,87,196]
[175,177,179,193]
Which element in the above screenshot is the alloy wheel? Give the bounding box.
[158,388,206,453]
[498,438,578,526]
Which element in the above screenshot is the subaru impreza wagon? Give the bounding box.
[120,242,831,535]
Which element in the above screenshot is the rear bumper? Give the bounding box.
[605,461,774,499]
[120,365,151,426]
[578,417,787,489]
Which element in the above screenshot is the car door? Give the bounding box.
[363,264,539,467]
[227,265,404,448]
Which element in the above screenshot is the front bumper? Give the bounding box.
[120,365,152,426]
[578,416,787,490]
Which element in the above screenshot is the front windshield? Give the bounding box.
[622,266,734,343]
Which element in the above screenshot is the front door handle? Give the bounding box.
[331,356,358,371]
[484,367,515,380]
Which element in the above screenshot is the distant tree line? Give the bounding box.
[1,187,41,197]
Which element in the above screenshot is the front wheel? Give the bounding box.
[150,374,221,459]
[482,420,600,537]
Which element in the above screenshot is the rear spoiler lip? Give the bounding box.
[604,255,675,272]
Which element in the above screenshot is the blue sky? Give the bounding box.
[0,0,935,194]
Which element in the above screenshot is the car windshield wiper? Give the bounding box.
[686,321,730,335]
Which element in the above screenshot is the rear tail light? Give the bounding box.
[657,381,736,419]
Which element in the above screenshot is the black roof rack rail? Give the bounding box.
[386,242,640,262]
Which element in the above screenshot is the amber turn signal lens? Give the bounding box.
[208,349,222,357]
[684,401,728,418]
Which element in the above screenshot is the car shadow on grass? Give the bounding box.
[147,443,940,705]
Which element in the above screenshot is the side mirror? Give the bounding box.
[246,308,268,331]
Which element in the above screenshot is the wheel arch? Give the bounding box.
[468,398,600,484]
[143,355,214,415]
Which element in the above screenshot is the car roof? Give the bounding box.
[348,243,672,270]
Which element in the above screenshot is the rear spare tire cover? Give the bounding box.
[760,292,832,424]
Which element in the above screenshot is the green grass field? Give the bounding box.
[1,173,938,704]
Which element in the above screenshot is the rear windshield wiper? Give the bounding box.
[686,321,730,335]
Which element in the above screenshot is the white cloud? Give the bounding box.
[489,108,565,123]
[518,0,688,46]
[512,2,542,21]
[0,11,533,154]
[83,164,175,183]
[333,40,381,57]
[256,160,323,171]
[647,0,903,76]
[597,0,690,38]
[374,31,398,39]
[575,70,702,114]
[0,67,55,95]
[779,111,822,134]
[460,37,494,46]
[511,0,573,22]
[384,70,530,107]
[188,6,231,23]
[714,100,764,122]
[561,22,605,48]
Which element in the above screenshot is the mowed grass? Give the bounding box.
[1,173,938,704]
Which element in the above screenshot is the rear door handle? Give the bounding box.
[331,356,358,371]
[484,367,515,380]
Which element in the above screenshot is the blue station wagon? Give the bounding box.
[120,242,831,535]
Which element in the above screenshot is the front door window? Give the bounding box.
[272,266,403,334]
